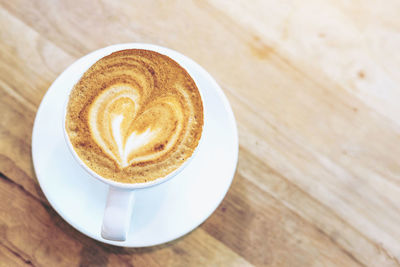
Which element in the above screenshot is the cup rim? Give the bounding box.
[62,43,205,190]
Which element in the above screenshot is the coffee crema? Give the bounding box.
[65,49,203,183]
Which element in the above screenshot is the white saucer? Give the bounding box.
[32,44,238,247]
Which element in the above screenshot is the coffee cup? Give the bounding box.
[62,44,205,241]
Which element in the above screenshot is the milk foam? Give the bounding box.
[88,83,185,169]
[112,114,157,167]
[65,49,204,183]
[88,85,140,166]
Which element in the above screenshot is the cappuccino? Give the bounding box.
[65,49,203,183]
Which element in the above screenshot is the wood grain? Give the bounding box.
[0,0,399,266]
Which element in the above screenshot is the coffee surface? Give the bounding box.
[65,49,203,183]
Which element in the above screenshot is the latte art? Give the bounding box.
[65,49,203,183]
[89,85,184,168]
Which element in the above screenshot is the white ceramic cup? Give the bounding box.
[62,44,205,242]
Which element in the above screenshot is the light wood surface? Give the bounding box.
[0,0,400,266]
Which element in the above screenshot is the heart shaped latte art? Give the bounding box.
[88,84,184,168]
[65,49,203,183]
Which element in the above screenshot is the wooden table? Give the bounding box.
[1,0,400,266]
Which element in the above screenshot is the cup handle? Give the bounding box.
[101,186,135,241]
